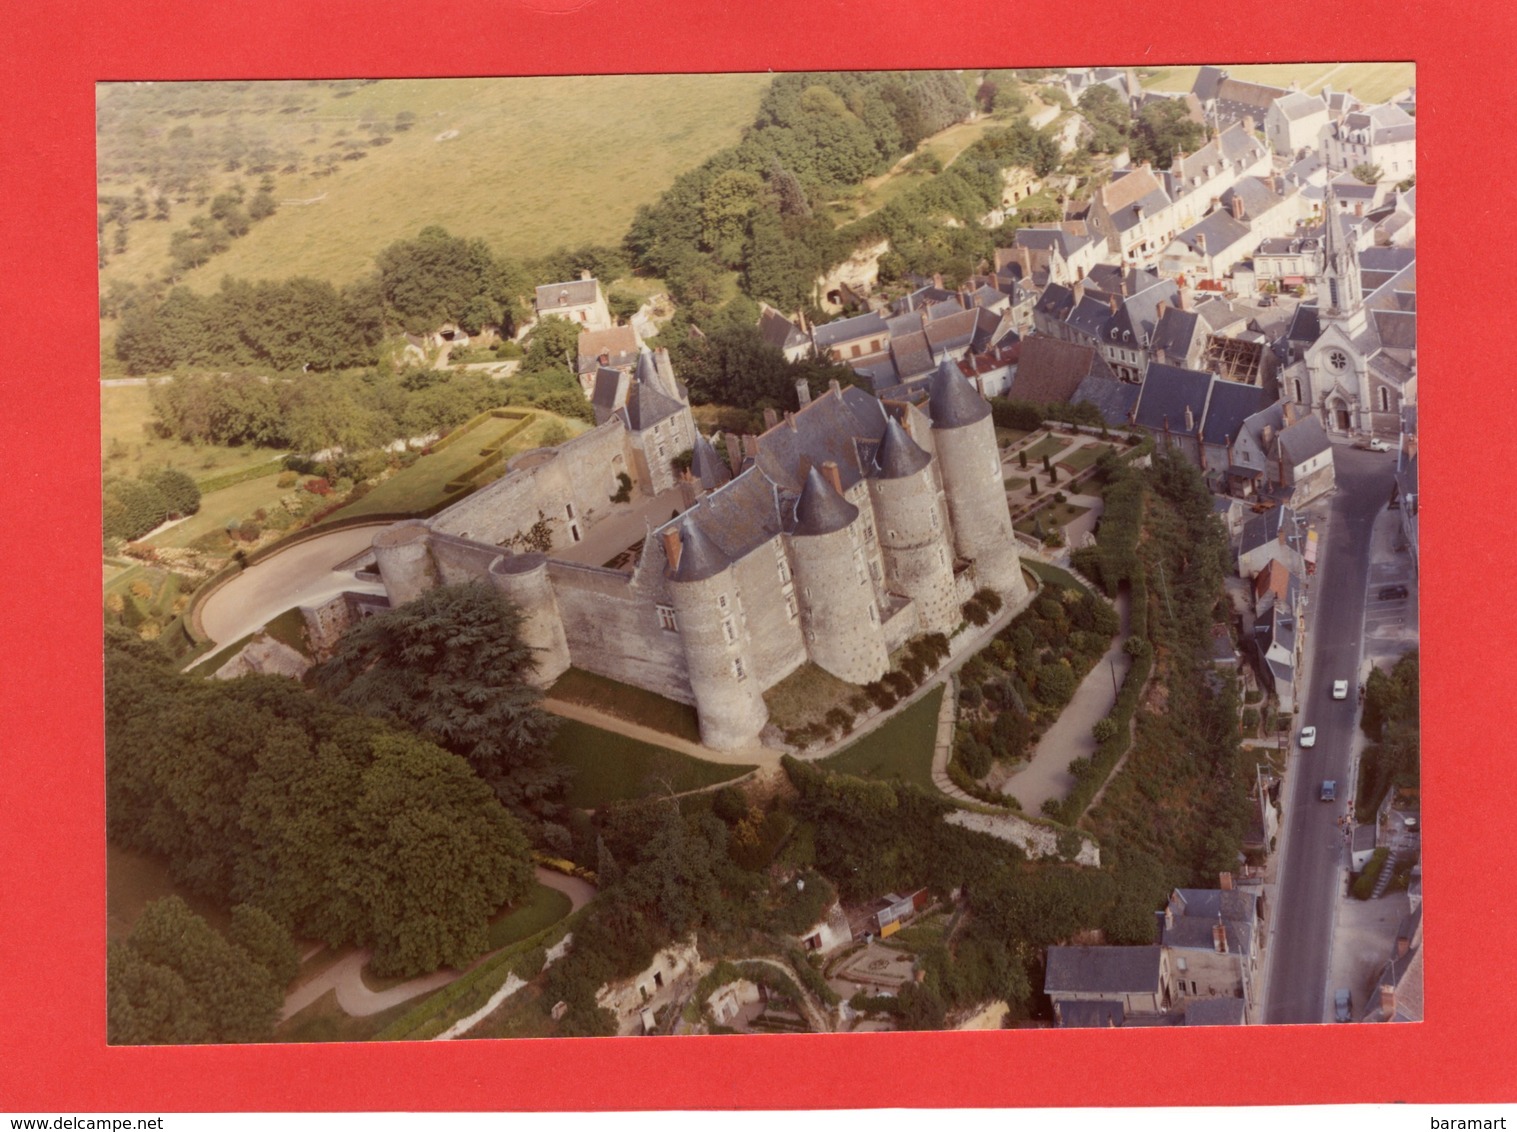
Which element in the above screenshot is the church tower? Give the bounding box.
[1317,189,1365,331]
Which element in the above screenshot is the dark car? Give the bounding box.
[1378,584,1409,600]
[1320,780,1337,802]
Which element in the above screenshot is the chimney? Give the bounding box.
[1261,422,1275,448]
[1156,299,1170,320]
[787,411,798,432]
[763,408,779,431]
[661,527,683,572]
[1231,194,1245,220]
[1196,233,1208,255]
[724,431,745,476]
[598,352,610,367]
[1282,400,1296,425]
[1213,921,1228,953]
[678,479,698,509]
[1175,288,1186,311]
[1133,202,1144,222]
[1108,294,1120,314]
[1379,983,1395,1020]
[1219,871,1234,891]
[1243,114,1255,135]
[1184,405,1195,432]
[828,378,841,396]
[1396,934,1410,958]
[796,378,812,408]
[822,460,843,495]
[1072,280,1086,305]
[580,269,593,281]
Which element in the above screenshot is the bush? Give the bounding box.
[1091,717,1117,743]
[305,477,332,495]
[147,467,201,517]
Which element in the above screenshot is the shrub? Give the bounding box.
[1018,450,1028,470]
[305,477,332,495]
[962,598,990,627]
[1091,718,1117,743]
[147,467,201,517]
[1240,707,1260,734]
[609,471,633,504]
[972,589,1003,616]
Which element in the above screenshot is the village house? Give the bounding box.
[1264,90,1329,160]
[534,274,612,332]
[1323,102,1416,180]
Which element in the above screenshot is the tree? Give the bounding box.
[228,904,300,988]
[1351,163,1385,185]
[311,582,567,818]
[521,315,581,376]
[1078,85,1131,154]
[1130,99,1205,167]
[107,941,210,1045]
[146,467,201,518]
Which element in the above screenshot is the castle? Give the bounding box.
[368,350,1027,750]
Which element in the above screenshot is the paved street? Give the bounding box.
[1264,444,1408,1024]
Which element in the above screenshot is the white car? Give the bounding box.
[1300,726,1317,748]
[1368,438,1390,453]
[1332,680,1349,700]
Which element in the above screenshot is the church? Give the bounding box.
[366,352,1028,750]
[1280,189,1417,438]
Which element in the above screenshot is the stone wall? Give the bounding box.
[728,537,808,690]
[944,809,1101,867]
[549,559,692,703]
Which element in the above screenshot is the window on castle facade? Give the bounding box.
[868,605,877,624]
[732,658,746,681]
[864,523,874,542]
[1379,387,1389,412]
[717,593,728,610]
[565,502,574,519]
[657,606,678,632]
[723,619,736,643]
[785,595,797,620]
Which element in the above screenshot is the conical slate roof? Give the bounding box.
[634,348,660,386]
[792,466,858,537]
[670,516,730,583]
[927,355,990,429]
[690,434,731,491]
[874,415,932,479]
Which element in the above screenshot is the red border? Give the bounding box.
[2,0,1514,1112]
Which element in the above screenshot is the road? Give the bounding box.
[1264,445,1399,1024]
[197,524,391,647]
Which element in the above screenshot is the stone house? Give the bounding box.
[534,274,612,332]
[1237,504,1304,579]
[1157,878,1263,1023]
[1264,90,1328,160]
[1323,102,1416,180]
[758,303,814,363]
[1044,946,1172,1024]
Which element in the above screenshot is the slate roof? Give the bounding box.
[1174,210,1253,256]
[1278,416,1332,466]
[1201,378,1271,447]
[1109,276,1181,348]
[536,279,600,311]
[690,433,731,491]
[1009,336,1104,403]
[970,307,1016,355]
[758,305,809,353]
[1221,176,1288,221]
[1274,90,1327,121]
[811,309,889,351]
[590,366,629,426]
[1239,504,1294,553]
[753,385,890,494]
[874,415,932,479]
[927,356,991,429]
[788,465,857,537]
[1073,374,1141,427]
[619,372,685,431]
[923,308,979,355]
[1192,297,1244,334]
[1045,946,1164,995]
[671,510,735,582]
[1057,1000,1127,1028]
[1184,998,1246,1026]
[1034,283,1077,323]
[1150,306,1202,361]
[1067,294,1117,340]
[1133,363,1214,436]
[576,325,640,373]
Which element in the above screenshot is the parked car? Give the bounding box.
[1334,988,1352,1022]
[1368,437,1391,452]
[1332,679,1349,700]
[1320,779,1336,802]
[1300,726,1317,748]
[1379,584,1409,600]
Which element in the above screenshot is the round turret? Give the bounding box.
[664,520,767,750]
[372,522,437,606]
[927,358,1027,599]
[788,467,889,684]
[487,552,570,687]
[870,417,960,635]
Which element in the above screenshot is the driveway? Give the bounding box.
[197,523,392,647]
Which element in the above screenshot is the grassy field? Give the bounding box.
[485,883,573,951]
[143,470,289,550]
[547,668,702,745]
[762,662,865,732]
[842,116,1008,220]
[99,74,771,293]
[550,719,754,808]
[816,685,943,795]
[1139,61,1413,104]
[102,383,287,482]
[1057,442,1117,474]
[1023,559,1094,598]
[1022,433,1073,463]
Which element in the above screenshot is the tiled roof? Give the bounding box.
[758,305,809,352]
[576,324,640,372]
[1134,363,1214,436]
[1278,415,1332,465]
[791,465,859,536]
[1073,373,1140,426]
[811,309,889,350]
[1201,379,1271,447]
[1009,335,1103,404]
[873,415,932,479]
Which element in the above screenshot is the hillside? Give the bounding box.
[96,74,771,291]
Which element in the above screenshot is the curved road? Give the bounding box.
[198,524,392,647]
[1264,446,1397,1024]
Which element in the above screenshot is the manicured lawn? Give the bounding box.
[817,685,943,795]
[1022,433,1073,463]
[548,668,702,744]
[274,988,416,1044]
[995,427,1031,447]
[550,719,753,808]
[143,469,290,550]
[1003,476,1028,492]
[1058,443,1116,474]
[322,410,583,523]
[1015,501,1090,535]
[485,883,573,951]
[1023,558,1094,598]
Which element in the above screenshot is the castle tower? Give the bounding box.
[927,357,1027,599]
[787,464,890,684]
[371,521,438,606]
[487,552,571,687]
[663,520,767,750]
[689,433,732,493]
[869,415,961,635]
